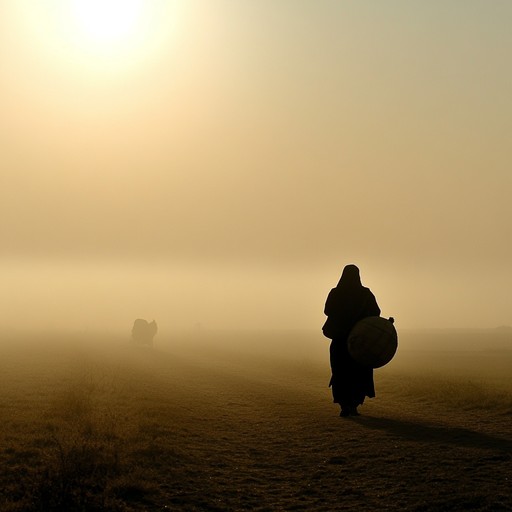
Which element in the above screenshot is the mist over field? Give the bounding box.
[1,259,512,334]
[2,1,512,334]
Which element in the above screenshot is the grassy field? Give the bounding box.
[0,329,511,511]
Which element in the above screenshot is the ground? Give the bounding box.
[0,330,511,511]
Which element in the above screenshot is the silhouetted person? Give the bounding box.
[132,319,158,346]
[323,265,380,417]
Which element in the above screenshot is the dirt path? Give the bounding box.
[124,347,512,511]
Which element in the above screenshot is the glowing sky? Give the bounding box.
[1,1,511,331]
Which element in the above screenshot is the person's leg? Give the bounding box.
[339,406,351,417]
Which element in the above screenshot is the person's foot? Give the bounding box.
[339,409,351,417]
[350,407,360,416]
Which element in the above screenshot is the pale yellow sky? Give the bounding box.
[1,1,511,331]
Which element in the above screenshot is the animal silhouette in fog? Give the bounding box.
[131,319,158,346]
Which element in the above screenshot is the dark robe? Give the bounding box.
[324,284,381,408]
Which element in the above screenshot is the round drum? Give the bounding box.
[348,316,398,368]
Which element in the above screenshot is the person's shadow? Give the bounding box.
[352,415,512,452]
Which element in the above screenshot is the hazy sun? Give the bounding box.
[70,0,145,46]
[14,0,178,74]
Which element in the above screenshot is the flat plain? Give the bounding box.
[0,329,511,511]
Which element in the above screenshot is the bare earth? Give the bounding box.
[0,330,511,511]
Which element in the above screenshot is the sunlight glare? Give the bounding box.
[70,0,145,45]
[13,0,179,74]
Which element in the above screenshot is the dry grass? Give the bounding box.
[0,343,162,511]
[381,373,512,415]
[0,331,511,511]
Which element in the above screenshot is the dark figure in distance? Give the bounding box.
[132,319,158,346]
[323,265,380,417]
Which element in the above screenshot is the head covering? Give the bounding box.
[337,264,362,289]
